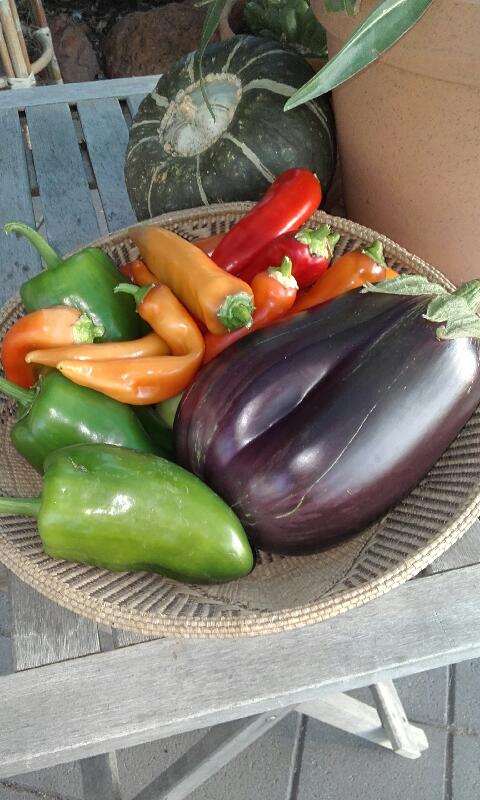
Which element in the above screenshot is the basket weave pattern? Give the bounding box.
[0,204,478,638]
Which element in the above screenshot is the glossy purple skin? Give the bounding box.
[174,290,480,555]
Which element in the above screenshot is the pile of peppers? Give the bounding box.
[0,167,406,584]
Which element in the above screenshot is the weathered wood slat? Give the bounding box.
[77,98,136,231]
[427,520,480,574]
[126,95,144,118]
[0,108,40,306]
[296,690,427,759]
[2,562,480,778]
[369,681,428,758]
[0,76,159,110]
[8,575,100,671]
[26,103,99,254]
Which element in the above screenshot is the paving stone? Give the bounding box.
[349,667,448,726]
[2,763,81,799]
[118,713,297,800]
[297,719,446,800]
[451,734,480,800]
[453,659,480,734]
[191,712,297,800]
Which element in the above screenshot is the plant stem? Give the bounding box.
[0,377,34,406]
[0,496,41,517]
[4,222,62,269]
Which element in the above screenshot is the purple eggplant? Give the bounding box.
[174,277,480,555]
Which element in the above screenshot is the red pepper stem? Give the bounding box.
[362,240,386,266]
[217,292,255,331]
[0,496,41,517]
[4,222,62,270]
[295,224,332,257]
[0,377,34,407]
[114,282,155,308]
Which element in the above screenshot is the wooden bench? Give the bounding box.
[1,77,480,799]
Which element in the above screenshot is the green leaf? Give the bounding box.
[196,0,229,119]
[361,275,449,297]
[284,0,433,110]
[436,315,480,341]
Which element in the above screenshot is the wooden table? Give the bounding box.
[1,77,480,800]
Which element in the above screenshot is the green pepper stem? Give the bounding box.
[0,496,41,517]
[0,377,34,407]
[218,292,255,331]
[114,282,154,307]
[362,240,386,266]
[4,222,62,269]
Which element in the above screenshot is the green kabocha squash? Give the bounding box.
[125,35,336,221]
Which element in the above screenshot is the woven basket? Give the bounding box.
[1,203,479,639]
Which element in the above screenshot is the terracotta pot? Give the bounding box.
[219,0,326,72]
[312,0,480,284]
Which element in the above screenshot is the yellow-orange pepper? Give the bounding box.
[56,285,204,405]
[26,331,169,369]
[129,226,254,335]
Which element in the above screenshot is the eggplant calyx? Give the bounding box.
[362,275,448,297]
[363,275,480,340]
[427,280,480,340]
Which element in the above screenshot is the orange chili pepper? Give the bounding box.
[57,285,204,405]
[2,306,104,389]
[128,226,254,335]
[193,233,224,257]
[203,258,298,364]
[290,240,398,315]
[26,331,169,369]
[119,259,158,287]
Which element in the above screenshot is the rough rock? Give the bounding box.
[103,2,218,78]
[48,14,101,83]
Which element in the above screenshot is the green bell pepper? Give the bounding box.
[133,405,174,461]
[0,371,164,472]
[5,222,140,341]
[0,444,254,583]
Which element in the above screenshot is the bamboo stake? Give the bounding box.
[9,0,31,71]
[0,0,28,77]
[28,0,62,83]
[29,0,47,28]
[0,19,15,78]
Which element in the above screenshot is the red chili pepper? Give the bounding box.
[119,259,157,286]
[211,168,322,275]
[2,306,104,389]
[203,258,298,364]
[238,224,340,288]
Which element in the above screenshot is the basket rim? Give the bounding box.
[0,203,475,639]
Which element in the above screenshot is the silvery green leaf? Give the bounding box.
[362,275,449,296]
[284,0,433,110]
[436,314,480,341]
[423,295,471,323]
